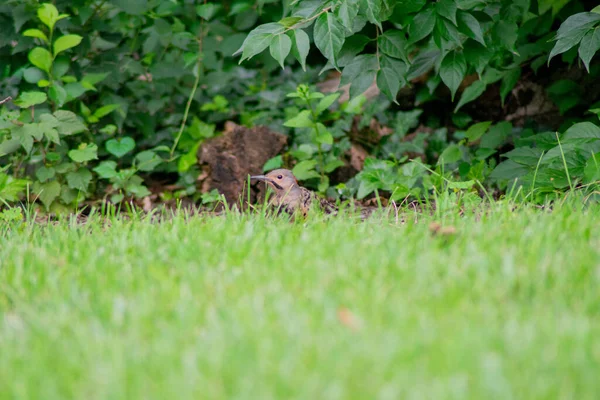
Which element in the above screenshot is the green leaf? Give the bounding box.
[314,123,333,145]
[578,27,600,72]
[493,21,518,54]
[54,110,87,136]
[340,54,378,99]
[454,80,486,112]
[238,23,284,62]
[446,180,475,189]
[48,85,67,107]
[502,147,544,166]
[481,121,512,149]
[279,17,303,28]
[438,144,462,164]
[337,1,359,33]
[440,51,466,101]
[465,121,492,142]
[23,29,49,43]
[0,139,21,157]
[283,110,313,128]
[28,47,53,73]
[263,155,284,172]
[290,29,310,71]
[409,7,436,44]
[489,160,529,181]
[36,166,56,183]
[23,67,45,84]
[292,160,320,180]
[360,0,382,28]
[500,67,521,106]
[549,12,600,63]
[378,31,408,62]
[135,150,162,172]
[53,35,83,57]
[106,137,136,158]
[562,122,600,140]
[315,93,340,115]
[68,143,98,163]
[436,0,458,25]
[37,3,60,30]
[66,168,92,191]
[36,180,61,210]
[94,161,118,179]
[584,153,600,183]
[457,11,485,46]
[196,3,221,20]
[377,65,401,102]
[93,104,120,119]
[313,12,345,68]
[269,34,292,69]
[13,91,47,108]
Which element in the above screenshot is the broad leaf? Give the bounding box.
[269,34,292,69]
[378,31,408,62]
[94,161,119,179]
[106,137,136,158]
[408,7,436,44]
[578,27,600,72]
[135,150,162,172]
[66,168,93,191]
[313,13,345,68]
[13,91,47,108]
[290,29,310,71]
[37,3,60,30]
[549,12,600,63]
[436,0,458,25]
[284,110,313,128]
[360,0,382,28]
[36,166,56,183]
[440,51,466,101]
[457,11,485,46]
[454,80,486,112]
[68,143,98,163]
[315,93,340,115]
[465,121,492,142]
[53,34,83,56]
[238,23,284,62]
[54,110,87,136]
[337,0,359,33]
[36,180,61,210]
[23,29,49,43]
[292,160,320,180]
[28,47,52,73]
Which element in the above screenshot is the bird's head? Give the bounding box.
[250,169,299,193]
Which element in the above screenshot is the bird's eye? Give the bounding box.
[277,175,283,179]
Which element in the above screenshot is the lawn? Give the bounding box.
[1,202,600,399]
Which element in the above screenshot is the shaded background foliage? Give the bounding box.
[1,0,600,212]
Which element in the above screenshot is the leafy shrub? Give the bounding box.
[1,0,600,211]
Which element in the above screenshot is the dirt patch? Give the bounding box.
[198,123,287,207]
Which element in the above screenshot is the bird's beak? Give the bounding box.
[250,175,270,182]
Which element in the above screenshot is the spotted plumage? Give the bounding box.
[250,169,338,218]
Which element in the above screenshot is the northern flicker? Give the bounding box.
[250,169,338,217]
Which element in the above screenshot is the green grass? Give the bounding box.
[1,202,600,399]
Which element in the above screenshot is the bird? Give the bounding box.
[250,169,338,218]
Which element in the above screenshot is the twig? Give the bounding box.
[0,96,12,105]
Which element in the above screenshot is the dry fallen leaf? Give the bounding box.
[337,307,362,331]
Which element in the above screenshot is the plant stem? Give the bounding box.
[556,132,573,191]
[170,35,204,160]
[307,98,325,184]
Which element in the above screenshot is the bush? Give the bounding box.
[1,0,600,210]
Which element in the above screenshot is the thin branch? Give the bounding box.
[0,96,13,105]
